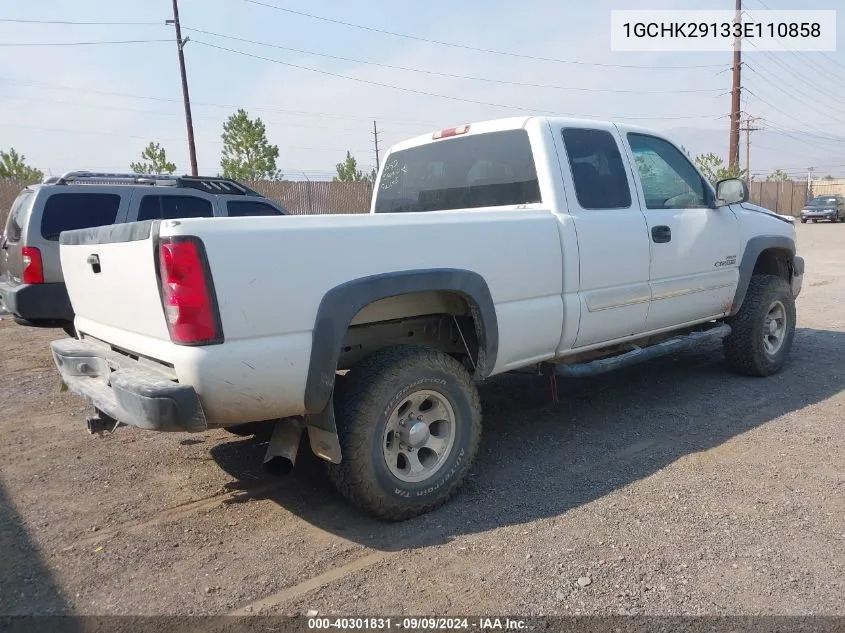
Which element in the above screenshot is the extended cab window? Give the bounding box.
[138,195,213,221]
[41,193,121,241]
[561,128,631,209]
[374,129,541,213]
[226,200,284,217]
[628,134,709,209]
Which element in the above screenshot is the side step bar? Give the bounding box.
[555,324,732,378]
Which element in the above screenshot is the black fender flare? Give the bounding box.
[303,268,499,416]
[730,235,796,316]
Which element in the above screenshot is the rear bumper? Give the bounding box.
[0,277,74,323]
[51,338,207,432]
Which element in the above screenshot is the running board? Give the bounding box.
[555,324,732,378]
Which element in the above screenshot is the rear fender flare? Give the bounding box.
[304,268,498,417]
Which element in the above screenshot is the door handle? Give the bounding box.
[651,225,672,243]
[86,254,101,274]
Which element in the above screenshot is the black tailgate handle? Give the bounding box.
[86,254,101,274]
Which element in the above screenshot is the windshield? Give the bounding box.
[808,197,837,208]
[374,129,541,213]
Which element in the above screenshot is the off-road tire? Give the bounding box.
[326,345,482,521]
[723,274,796,377]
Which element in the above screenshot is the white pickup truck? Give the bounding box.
[51,116,803,520]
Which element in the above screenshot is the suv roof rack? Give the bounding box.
[48,171,261,196]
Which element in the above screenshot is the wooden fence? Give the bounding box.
[748,180,809,216]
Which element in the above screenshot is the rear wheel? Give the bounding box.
[723,274,796,377]
[327,345,481,521]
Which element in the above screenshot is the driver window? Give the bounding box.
[627,133,708,210]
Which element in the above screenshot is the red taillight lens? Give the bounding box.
[21,246,44,284]
[158,238,222,345]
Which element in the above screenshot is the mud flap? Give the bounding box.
[305,399,342,464]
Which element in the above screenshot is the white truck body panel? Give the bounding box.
[56,115,800,428]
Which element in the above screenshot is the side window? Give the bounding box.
[40,193,121,241]
[561,128,631,210]
[137,195,213,221]
[4,190,34,242]
[628,134,708,209]
[226,200,284,217]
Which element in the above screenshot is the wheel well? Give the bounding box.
[340,291,483,373]
[752,248,792,281]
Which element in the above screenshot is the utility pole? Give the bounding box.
[807,166,815,199]
[168,0,198,176]
[741,116,762,183]
[729,0,742,170]
[373,120,380,170]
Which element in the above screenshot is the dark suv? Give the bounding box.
[0,171,287,334]
[800,195,845,224]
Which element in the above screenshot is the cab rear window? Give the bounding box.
[374,129,541,213]
[41,193,121,241]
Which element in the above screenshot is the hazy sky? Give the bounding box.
[1,0,843,179]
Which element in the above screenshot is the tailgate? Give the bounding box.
[60,221,170,340]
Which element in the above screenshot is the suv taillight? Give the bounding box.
[158,237,222,345]
[21,246,44,284]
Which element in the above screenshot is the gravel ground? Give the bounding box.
[0,223,843,618]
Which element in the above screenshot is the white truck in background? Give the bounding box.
[50,116,803,520]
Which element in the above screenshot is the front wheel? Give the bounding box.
[800,218,807,224]
[723,274,796,377]
[327,345,482,521]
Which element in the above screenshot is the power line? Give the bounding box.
[746,0,845,83]
[194,39,727,121]
[743,39,845,111]
[0,76,441,127]
[0,122,372,154]
[0,92,382,135]
[183,27,726,95]
[242,0,726,70]
[0,39,170,46]
[0,18,162,26]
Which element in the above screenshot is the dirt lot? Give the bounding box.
[1,223,843,618]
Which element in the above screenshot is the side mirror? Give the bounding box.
[714,178,749,207]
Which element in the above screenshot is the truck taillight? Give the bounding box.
[158,237,222,345]
[21,246,44,284]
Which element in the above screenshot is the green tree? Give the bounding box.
[0,148,43,183]
[220,109,281,181]
[766,169,790,182]
[334,151,372,182]
[694,152,747,185]
[822,174,835,180]
[130,141,177,174]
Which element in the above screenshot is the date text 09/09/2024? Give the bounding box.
[307,617,527,630]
